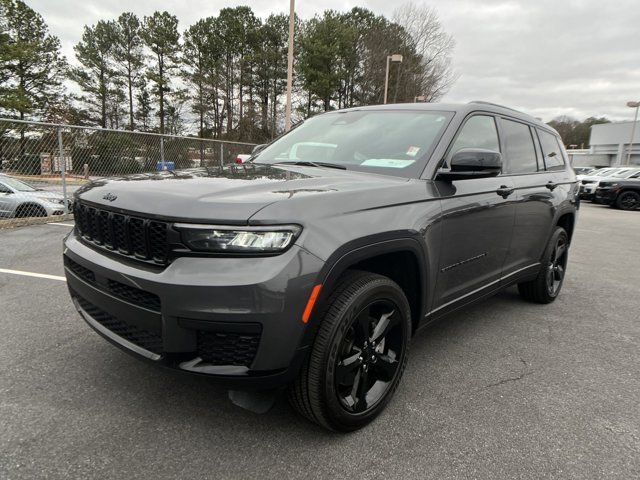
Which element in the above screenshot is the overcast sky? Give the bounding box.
[28,0,640,122]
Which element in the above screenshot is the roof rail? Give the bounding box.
[468,100,523,114]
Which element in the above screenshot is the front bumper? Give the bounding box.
[594,188,615,205]
[579,184,597,200]
[63,230,324,388]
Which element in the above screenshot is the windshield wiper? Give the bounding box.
[272,161,346,170]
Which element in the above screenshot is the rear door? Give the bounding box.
[502,124,574,275]
[498,118,555,275]
[432,114,516,310]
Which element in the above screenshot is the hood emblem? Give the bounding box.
[102,193,118,202]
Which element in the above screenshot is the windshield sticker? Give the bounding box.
[361,159,416,168]
[406,146,420,157]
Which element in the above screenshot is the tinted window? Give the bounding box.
[450,115,500,157]
[538,130,566,171]
[501,119,538,174]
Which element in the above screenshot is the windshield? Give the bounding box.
[0,177,37,192]
[253,110,453,178]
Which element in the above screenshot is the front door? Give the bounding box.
[432,114,516,311]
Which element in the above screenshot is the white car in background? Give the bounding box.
[0,174,70,218]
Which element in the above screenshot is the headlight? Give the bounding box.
[37,196,64,205]
[175,224,301,253]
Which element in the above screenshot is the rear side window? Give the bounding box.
[537,129,566,171]
[449,115,500,158]
[501,119,538,174]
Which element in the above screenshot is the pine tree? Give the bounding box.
[141,11,180,134]
[0,0,66,120]
[113,12,144,130]
[69,21,118,128]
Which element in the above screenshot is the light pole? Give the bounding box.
[383,54,403,104]
[626,101,640,165]
[284,0,295,132]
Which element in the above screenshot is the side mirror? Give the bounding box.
[252,144,267,155]
[436,148,502,181]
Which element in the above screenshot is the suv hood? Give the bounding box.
[75,164,409,223]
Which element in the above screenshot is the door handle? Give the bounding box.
[496,185,514,198]
[546,181,558,191]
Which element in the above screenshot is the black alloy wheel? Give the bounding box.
[289,271,411,431]
[616,191,640,210]
[518,226,569,304]
[334,299,404,414]
[546,235,568,296]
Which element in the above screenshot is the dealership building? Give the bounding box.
[568,120,640,167]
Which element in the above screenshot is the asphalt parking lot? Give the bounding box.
[0,203,638,479]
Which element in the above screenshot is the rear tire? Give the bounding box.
[289,271,411,432]
[615,191,640,211]
[518,226,569,304]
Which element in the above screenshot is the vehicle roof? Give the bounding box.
[336,101,556,135]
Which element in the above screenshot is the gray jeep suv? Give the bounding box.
[64,102,579,431]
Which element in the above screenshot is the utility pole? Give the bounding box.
[383,54,403,104]
[284,0,295,132]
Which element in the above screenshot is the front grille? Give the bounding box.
[74,292,163,354]
[197,331,260,367]
[64,257,95,284]
[74,202,169,265]
[107,279,161,312]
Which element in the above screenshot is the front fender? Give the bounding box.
[298,232,431,349]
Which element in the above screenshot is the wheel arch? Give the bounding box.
[14,202,47,217]
[305,234,430,342]
[555,210,576,242]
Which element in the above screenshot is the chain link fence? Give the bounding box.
[0,118,257,228]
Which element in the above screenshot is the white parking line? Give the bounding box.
[0,268,66,282]
[47,222,75,227]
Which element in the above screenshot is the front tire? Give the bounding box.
[615,191,640,210]
[289,271,411,432]
[518,226,569,304]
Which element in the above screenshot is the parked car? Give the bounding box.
[595,178,640,210]
[588,168,640,203]
[64,102,578,431]
[573,166,595,175]
[579,167,629,200]
[0,174,70,218]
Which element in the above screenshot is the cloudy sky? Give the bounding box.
[29,0,640,122]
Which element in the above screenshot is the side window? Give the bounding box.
[0,183,12,194]
[501,119,538,174]
[448,115,500,161]
[537,129,566,171]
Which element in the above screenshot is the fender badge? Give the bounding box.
[102,193,118,202]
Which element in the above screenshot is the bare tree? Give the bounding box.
[393,2,457,102]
